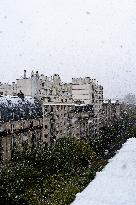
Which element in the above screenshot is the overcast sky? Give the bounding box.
[0,0,136,98]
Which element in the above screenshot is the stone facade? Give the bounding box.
[39,73,72,102]
[16,71,73,101]
[72,77,103,132]
[72,77,103,105]
[69,104,94,140]
[0,82,17,96]
[0,95,43,162]
[42,97,95,144]
[102,100,121,123]
[43,96,74,144]
[16,70,40,98]
[0,118,43,161]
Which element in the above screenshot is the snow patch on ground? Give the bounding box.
[71,138,136,205]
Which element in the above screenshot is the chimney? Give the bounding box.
[31,71,34,77]
[24,70,26,79]
[36,71,39,78]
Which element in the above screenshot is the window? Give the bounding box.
[50,106,53,112]
[44,134,48,138]
[45,125,48,129]
[44,107,48,112]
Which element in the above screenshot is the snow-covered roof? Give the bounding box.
[71,138,136,205]
[0,95,34,107]
[103,99,120,104]
[0,96,42,121]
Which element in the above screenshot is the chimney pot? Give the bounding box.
[24,70,26,79]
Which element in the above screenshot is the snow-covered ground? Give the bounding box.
[71,138,136,205]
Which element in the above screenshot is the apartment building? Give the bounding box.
[16,70,40,98]
[72,77,103,132]
[0,69,123,163]
[42,95,74,144]
[102,100,121,122]
[0,82,17,96]
[16,70,72,102]
[69,104,94,140]
[72,77,103,105]
[0,95,43,161]
[42,95,96,143]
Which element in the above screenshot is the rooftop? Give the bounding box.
[0,96,42,122]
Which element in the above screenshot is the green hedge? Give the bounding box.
[0,137,107,205]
